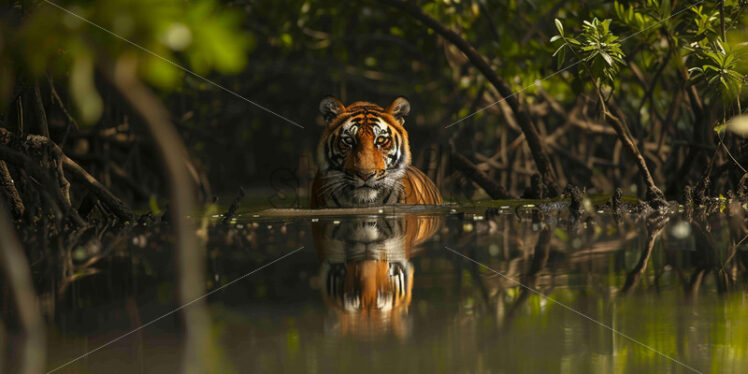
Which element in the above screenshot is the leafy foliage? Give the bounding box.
[1,0,747,198]
[552,17,626,85]
[688,40,745,100]
[2,0,253,123]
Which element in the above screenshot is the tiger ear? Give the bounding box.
[319,96,345,123]
[387,96,410,125]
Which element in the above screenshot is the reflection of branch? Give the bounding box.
[687,269,707,299]
[506,228,551,321]
[621,220,666,294]
[721,233,748,275]
[109,57,212,374]
[377,0,558,192]
[566,232,638,263]
[692,219,731,294]
[466,247,494,311]
[0,207,46,374]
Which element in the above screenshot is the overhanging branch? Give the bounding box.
[377,0,558,194]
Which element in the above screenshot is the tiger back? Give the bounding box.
[311,96,442,208]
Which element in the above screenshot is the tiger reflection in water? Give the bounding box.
[312,214,440,339]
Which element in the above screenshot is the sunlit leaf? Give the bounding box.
[149,195,163,216]
[557,47,566,67]
[726,115,748,137]
[555,18,564,36]
[601,52,613,66]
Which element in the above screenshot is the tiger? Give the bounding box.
[310,96,443,208]
[313,214,441,339]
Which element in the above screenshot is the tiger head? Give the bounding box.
[315,96,412,206]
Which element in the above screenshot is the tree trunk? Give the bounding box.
[109,56,213,374]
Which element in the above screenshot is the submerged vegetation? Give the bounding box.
[0,0,747,372]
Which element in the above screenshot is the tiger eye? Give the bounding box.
[340,136,354,147]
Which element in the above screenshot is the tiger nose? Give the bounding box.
[356,171,376,181]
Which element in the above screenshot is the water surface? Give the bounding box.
[8,202,748,373]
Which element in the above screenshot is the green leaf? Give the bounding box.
[555,18,564,36]
[149,195,163,216]
[557,47,566,67]
[601,52,614,66]
[727,70,742,79]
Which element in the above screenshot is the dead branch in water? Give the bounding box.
[0,128,133,223]
[222,186,245,224]
[0,143,83,226]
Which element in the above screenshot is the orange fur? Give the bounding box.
[313,215,439,339]
[311,97,442,208]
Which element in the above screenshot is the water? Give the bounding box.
[4,202,748,373]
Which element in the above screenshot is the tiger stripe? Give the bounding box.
[311,96,443,208]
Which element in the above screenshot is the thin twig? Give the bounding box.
[33,83,50,138]
[377,0,559,193]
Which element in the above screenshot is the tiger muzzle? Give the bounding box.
[356,171,376,181]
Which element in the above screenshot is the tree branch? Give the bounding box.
[33,83,50,138]
[450,149,511,199]
[0,160,25,219]
[377,0,558,193]
[3,130,133,223]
